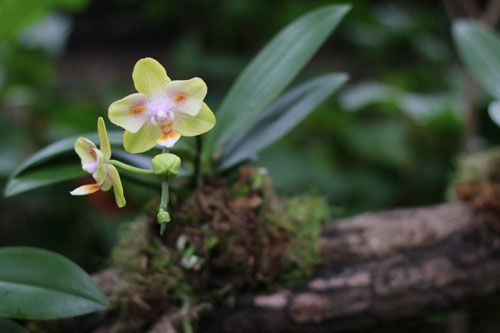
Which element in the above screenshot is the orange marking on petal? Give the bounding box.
[90,150,97,159]
[160,121,173,132]
[166,130,180,139]
[132,104,146,114]
[173,93,186,102]
[158,133,169,142]
[158,130,180,142]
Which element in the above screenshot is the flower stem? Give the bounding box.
[108,159,155,175]
[158,147,170,235]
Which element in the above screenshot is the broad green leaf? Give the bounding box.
[4,132,191,197]
[4,163,82,197]
[217,73,348,170]
[4,131,122,197]
[0,247,108,319]
[0,318,29,333]
[12,131,123,177]
[452,20,500,99]
[12,131,190,178]
[206,4,351,155]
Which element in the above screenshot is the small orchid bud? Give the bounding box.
[157,208,171,224]
[152,153,181,179]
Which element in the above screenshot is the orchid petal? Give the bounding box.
[108,93,149,133]
[93,149,108,185]
[75,137,97,164]
[100,177,112,192]
[107,165,126,208]
[165,78,207,116]
[70,184,100,196]
[132,58,171,99]
[97,117,112,159]
[172,103,216,136]
[157,130,181,148]
[123,119,162,153]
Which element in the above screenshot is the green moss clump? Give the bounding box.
[447,147,500,231]
[109,166,330,332]
[273,194,330,286]
[449,147,500,191]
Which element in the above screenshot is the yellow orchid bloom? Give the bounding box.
[108,57,216,154]
[70,117,126,208]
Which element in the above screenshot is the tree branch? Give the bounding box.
[91,202,500,332]
[219,202,500,332]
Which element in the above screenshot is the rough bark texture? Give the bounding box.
[219,202,500,332]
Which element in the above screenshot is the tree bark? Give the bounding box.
[219,202,500,332]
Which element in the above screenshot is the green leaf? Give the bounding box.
[0,318,29,333]
[206,4,351,155]
[0,0,89,40]
[4,131,121,197]
[488,100,500,126]
[4,132,191,197]
[452,20,500,99]
[12,131,123,177]
[217,73,348,171]
[4,163,82,197]
[0,247,108,319]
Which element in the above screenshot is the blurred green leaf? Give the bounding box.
[340,81,400,110]
[4,132,122,197]
[207,4,351,155]
[344,119,413,167]
[4,163,82,197]
[340,81,462,123]
[4,132,192,197]
[452,20,500,99]
[0,247,108,319]
[217,73,348,170]
[12,131,122,177]
[0,0,89,40]
[489,100,500,127]
[0,318,28,333]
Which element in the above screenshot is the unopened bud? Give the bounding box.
[152,153,181,179]
[157,208,171,224]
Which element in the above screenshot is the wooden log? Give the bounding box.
[219,202,500,332]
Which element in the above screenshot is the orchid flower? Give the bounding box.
[108,57,216,153]
[70,117,126,208]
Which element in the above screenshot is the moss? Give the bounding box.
[110,215,189,332]
[109,166,330,332]
[448,147,500,233]
[274,194,330,286]
[448,147,500,200]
